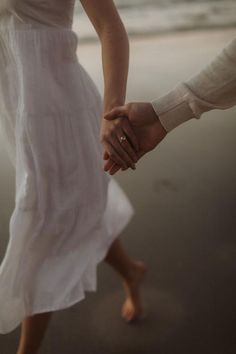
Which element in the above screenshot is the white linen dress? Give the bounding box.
[0,0,134,334]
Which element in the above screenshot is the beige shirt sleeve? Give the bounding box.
[151,38,236,132]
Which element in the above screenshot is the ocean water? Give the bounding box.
[73,0,236,41]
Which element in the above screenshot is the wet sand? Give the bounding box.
[0,29,236,353]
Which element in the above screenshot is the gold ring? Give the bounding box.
[120,136,127,143]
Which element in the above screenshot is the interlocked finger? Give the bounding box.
[117,129,138,164]
[109,163,122,175]
[104,157,114,172]
[109,133,136,169]
[102,141,128,169]
[122,118,139,152]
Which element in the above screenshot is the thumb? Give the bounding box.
[104,106,128,121]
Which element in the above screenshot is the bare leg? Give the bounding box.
[104,238,147,322]
[16,312,52,354]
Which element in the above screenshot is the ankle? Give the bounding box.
[122,260,140,282]
[124,269,135,283]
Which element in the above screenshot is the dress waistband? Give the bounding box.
[0,24,79,45]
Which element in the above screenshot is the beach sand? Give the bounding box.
[0,29,236,353]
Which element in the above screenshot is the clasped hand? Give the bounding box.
[100,102,167,175]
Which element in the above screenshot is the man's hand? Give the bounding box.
[103,102,167,175]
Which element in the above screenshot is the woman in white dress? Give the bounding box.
[0,0,147,353]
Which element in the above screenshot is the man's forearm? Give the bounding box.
[151,38,236,132]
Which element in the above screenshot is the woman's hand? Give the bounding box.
[103,103,167,175]
[80,0,133,169]
[100,116,139,170]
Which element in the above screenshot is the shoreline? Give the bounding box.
[77,28,236,101]
[76,25,236,45]
[73,0,236,43]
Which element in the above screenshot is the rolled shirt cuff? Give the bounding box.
[151,83,197,133]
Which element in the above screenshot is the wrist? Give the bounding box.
[148,102,166,131]
[103,98,126,116]
[151,85,196,132]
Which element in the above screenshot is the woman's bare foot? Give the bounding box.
[121,260,147,323]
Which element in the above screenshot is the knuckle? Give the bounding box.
[126,102,133,112]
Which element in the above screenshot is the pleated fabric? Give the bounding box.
[0,5,134,334]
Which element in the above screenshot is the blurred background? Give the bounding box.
[73,0,236,41]
[0,1,236,354]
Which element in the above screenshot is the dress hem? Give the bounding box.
[0,201,134,334]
